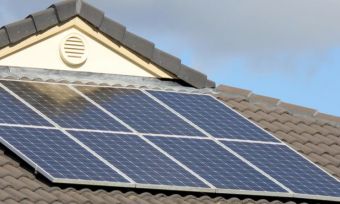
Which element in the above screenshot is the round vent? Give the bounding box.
[59,33,87,67]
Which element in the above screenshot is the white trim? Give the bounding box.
[0,82,135,184]
[143,134,209,140]
[54,178,135,188]
[0,78,205,95]
[142,89,293,193]
[135,183,215,193]
[0,123,57,130]
[217,138,284,145]
[69,85,216,189]
[63,128,209,140]
[292,193,340,202]
[63,128,133,135]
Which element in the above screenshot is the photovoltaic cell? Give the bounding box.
[1,81,130,132]
[223,141,340,197]
[0,126,128,183]
[71,131,208,188]
[148,91,278,142]
[148,136,286,192]
[0,85,51,126]
[76,86,204,136]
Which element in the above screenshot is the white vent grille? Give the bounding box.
[60,33,87,67]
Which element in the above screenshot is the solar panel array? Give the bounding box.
[0,80,339,202]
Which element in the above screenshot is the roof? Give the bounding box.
[0,0,215,89]
[0,68,339,204]
[0,1,340,203]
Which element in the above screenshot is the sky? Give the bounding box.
[1,0,340,116]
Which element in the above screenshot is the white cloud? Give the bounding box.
[2,0,340,73]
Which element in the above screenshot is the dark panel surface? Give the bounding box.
[223,141,340,197]
[2,81,130,131]
[76,86,204,136]
[0,126,128,183]
[148,136,286,192]
[71,131,208,188]
[0,85,51,126]
[149,91,278,142]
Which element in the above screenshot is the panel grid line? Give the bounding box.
[0,79,339,200]
[141,89,293,194]
[0,137,55,181]
[217,138,285,145]
[208,94,340,183]
[68,85,216,189]
[0,123,58,130]
[0,82,136,184]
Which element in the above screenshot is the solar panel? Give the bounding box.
[1,81,130,132]
[0,85,51,126]
[75,86,204,136]
[0,126,129,184]
[148,91,278,142]
[71,131,208,188]
[0,80,339,202]
[223,141,340,197]
[147,136,286,192]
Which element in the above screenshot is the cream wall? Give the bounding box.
[0,27,161,77]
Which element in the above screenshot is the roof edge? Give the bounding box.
[216,85,340,127]
[0,0,215,89]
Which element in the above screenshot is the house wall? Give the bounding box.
[0,18,174,79]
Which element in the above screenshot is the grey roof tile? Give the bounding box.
[315,113,340,124]
[50,0,77,22]
[0,28,9,48]
[217,85,252,97]
[78,1,104,28]
[99,17,126,42]
[178,64,208,89]
[249,94,280,107]
[3,199,20,204]
[3,187,27,202]
[29,8,59,32]
[152,48,181,74]
[0,190,11,202]
[4,18,36,44]
[122,31,155,60]
[206,79,216,88]
[278,102,317,117]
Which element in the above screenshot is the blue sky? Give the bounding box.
[1,0,340,116]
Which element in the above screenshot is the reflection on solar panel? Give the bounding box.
[0,86,51,126]
[71,131,208,187]
[75,86,204,136]
[148,136,285,192]
[0,80,339,202]
[148,91,278,142]
[1,81,130,132]
[223,141,340,197]
[0,126,128,183]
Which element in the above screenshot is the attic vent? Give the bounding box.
[59,33,87,67]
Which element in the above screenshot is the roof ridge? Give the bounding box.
[0,0,215,89]
[216,85,340,127]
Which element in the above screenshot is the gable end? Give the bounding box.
[0,0,215,88]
